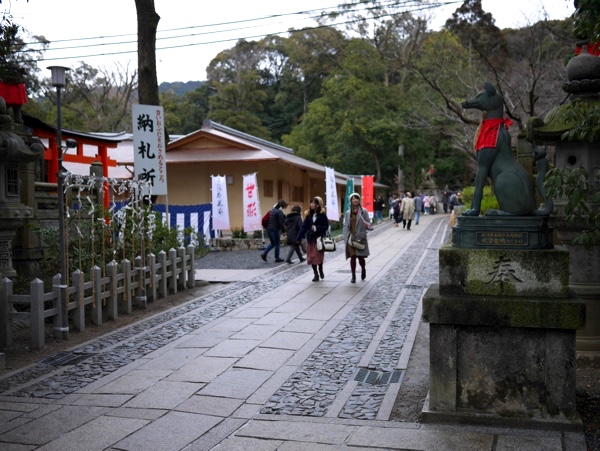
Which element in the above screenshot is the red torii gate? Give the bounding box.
[24,114,125,209]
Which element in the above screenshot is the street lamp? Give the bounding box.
[48,65,70,340]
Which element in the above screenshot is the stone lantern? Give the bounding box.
[0,96,43,277]
[526,43,600,356]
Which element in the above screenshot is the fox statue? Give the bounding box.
[461,82,552,217]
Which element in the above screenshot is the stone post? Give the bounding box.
[422,216,586,430]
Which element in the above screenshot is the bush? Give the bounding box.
[460,185,500,215]
[329,220,342,231]
[231,227,247,238]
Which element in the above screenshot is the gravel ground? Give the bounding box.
[197,247,289,269]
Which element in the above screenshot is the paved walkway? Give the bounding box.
[0,215,587,450]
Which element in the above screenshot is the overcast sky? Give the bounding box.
[3,0,576,83]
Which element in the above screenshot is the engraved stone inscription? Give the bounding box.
[476,231,528,246]
[0,240,11,267]
[486,256,523,287]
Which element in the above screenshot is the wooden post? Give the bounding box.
[169,248,178,295]
[52,274,62,338]
[177,246,186,291]
[158,251,167,299]
[123,258,132,313]
[30,278,45,349]
[91,266,102,325]
[72,269,85,331]
[186,244,195,289]
[148,253,157,302]
[134,256,147,309]
[106,260,118,320]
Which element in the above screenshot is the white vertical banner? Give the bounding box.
[243,173,262,232]
[211,175,230,231]
[325,166,340,221]
[132,104,168,195]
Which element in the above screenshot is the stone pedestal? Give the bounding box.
[422,242,586,430]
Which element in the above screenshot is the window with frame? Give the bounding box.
[264,179,274,197]
[291,186,304,202]
[6,166,19,197]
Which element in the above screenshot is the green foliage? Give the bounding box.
[560,98,600,143]
[460,185,499,215]
[545,166,600,249]
[328,220,342,232]
[0,16,47,94]
[573,0,600,43]
[231,227,248,238]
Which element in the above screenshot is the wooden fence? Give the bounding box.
[0,245,196,351]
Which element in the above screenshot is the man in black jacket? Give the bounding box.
[261,199,288,262]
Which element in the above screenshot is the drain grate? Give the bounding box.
[353,368,404,385]
[40,352,93,367]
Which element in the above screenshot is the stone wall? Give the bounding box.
[212,238,266,251]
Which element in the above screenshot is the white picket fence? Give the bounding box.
[0,245,196,350]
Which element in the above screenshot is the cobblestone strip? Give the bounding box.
[0,225,391,397]
[0,266,302,397]
[339,222,447,419]
[260,218,447,417]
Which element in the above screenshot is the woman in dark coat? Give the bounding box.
[285,205,305,263]
[296,196,329,282]
[343,193,371,283]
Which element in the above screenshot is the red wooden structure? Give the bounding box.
[23,113,126,209]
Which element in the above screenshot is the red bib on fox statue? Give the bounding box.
[474,118,513,151]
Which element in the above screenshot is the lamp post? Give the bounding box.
[48,65,70,340]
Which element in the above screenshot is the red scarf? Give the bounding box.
[474,118,512,151]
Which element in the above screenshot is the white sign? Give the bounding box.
[325,166,339,221]
[243,173,262,232]
[132,104,168,195]
[211,175,230,230]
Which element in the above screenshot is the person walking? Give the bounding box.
[393,193,404,227]
[449,192,457,212]
[296,196,329,282]
[343,193,371,283]
[424,195,430,215]
[442,191,449,214]
[374,195,385,223]
[260,199,288,262]
[430,194,437,215]
[414,194,422,225]
[285,205,305,264]
[401,192,416,230]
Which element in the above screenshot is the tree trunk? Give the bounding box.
[135,0,160,106]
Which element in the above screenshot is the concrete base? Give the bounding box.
[421,395,583,432]
[422,284,586,426]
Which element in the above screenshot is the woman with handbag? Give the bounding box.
[296,196,329,282]
[343,193,371,283]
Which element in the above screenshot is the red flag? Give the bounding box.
[362,176,374,216]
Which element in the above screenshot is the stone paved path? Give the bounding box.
[0,214,587,450]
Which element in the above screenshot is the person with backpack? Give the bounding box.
[285,205,305,264]
[260,199,288,262]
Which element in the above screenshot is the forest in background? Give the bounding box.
[3,0,578,192]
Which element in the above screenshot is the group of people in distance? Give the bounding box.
[260,193,371,284]
[259,190,465,283]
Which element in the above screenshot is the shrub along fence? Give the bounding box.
[0,245,196,351]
